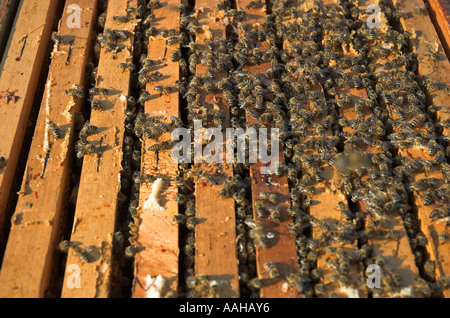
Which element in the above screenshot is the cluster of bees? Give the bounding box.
[55,0,449,297]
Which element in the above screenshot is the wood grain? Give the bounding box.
[0,0,98,298]
[238,0,301,298]
[132,0,181,298]
[60,0,139,298]
[193,0,239,298]
[0,0,59,249]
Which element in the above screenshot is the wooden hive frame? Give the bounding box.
[0,0,447,298]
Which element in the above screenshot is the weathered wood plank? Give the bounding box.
[239,0,301,298]
[60,0,139,298]
[0,0,60,247]
[0,0,98,298]
[0,0,20,61]
[392,0,450,144]
[132,0,180,298]
[358,0,431,297]
[193,0,239,298]
[425,0,450,59]
[388,0,450,297]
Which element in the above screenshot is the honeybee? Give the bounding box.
[48,120,61,138]
[430,208,450,219]
[147,140,175,151]
[115,30,132,39]
[147,71,163,83]
[439,234,450,244]
[89,87,109,96]
[249,277,262,290]
[125,245,137,258]
[336,201,353,221]
[259,192,278,204]
[186,217,202,230]
[169,116,183,128]
[58,240,72,253]
[65,86,84,98]
[113,15,131,23]
[91,98,102,111]
[154,85,175,95]
[79,120,97,139]
[246,219,274,248]
[134,112,146,137]
[268,207,281,223]
[426,45,438,65]
[199,171,221,185]
[51,31,61,44]
[118,62,136,73]
[138,91,152,104]
[264,262,280,280]
[75,139,96,158]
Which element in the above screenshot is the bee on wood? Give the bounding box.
[186,217,202,230]
[336,201,353,221]
[286,273,305,293]
[114,30,132,39]
[268,207,280,223]
[167,35,184,45]
[91,98,102,111]
[89,87,109,96]
[48,120,61,138]
[125,245,137,258]
[134,112,146,137]
[263,262,280,280]
[249,277,262,290]
[118,62,135,73]
[147,0,162,10]
[98,12,106,29]
[138,91,152,104]
[51,31,61,44]
[439,234,450,244]
[65,86,84,98]
[154,85,175,95]
[170,116,183,128]
[147,71,163,83]
[171,48,182,62]
[423,191,434,206]
[79,120,97,139]
[75,139,96,158]
[246,219,274,248]
[147,140,175,152]
[173,214,188,224]
[426,45,438,65]
[113,15,131,23]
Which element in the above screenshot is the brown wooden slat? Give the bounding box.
[357,0,431,297]
[393,0,450,141]
[193,0,239,298]
[0,0,60,247]
[238,0,301,298]
[132,0,180,298]
[60,0,139,298]
[287,0,368,298]
[425,0,450,59]
[0,0,98,298]
[387,0,450,296]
